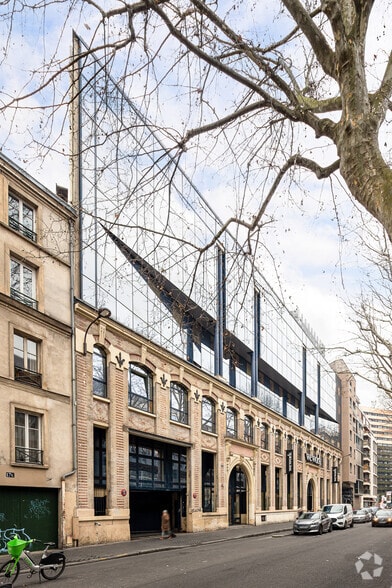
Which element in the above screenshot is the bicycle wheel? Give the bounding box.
[41,555,66,580]
[0,559,20,584]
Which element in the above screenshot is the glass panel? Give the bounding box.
[226,408,236,437]
[11,259,20,290]
[28,415,40,449]
[22,202,34,231]
[202,398,215,432]
[14,334,24,368]
[8,194,19,221]
[93,347,107,397]
[26,339,37,372]
[15,411,25,447]
[170,383,188,423]
[23,266,33,297]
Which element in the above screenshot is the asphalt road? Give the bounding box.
[10,524,392,588]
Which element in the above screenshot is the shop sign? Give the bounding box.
[332,466,339,484]
[305,452,321,466]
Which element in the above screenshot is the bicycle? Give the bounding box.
[0,535,66,584]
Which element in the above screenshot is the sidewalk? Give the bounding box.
[63,522,293,565]
[0,522,293,567]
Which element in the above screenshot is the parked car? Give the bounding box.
[353,509,370,523]
[371,509,392,527]
[293,511,332,535]
[322,503,354,529]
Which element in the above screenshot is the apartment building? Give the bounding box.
[0,153,76,550]
[362,414,378,507]
[362,407,392,501]
[331,359,364,508]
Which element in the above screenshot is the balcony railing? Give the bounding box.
[94,488,107,516]
[14,366,42,388]
[15,447,43,465]
[10,288,38,310]
[9,217,37,242]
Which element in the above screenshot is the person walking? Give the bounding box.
[160,509,175,539]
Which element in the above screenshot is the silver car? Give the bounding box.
[293,511,333,535]
[353,509,370,523]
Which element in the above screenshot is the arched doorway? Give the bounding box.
[307,479,315,511]
[229,465,248,525]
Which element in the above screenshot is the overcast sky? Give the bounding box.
[0,1,387,408]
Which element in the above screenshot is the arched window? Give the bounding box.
[93,345,107,398]
[128,363,153,413]
[244,415,253,443]
[170,382,188,424]
[226,407,237,438]
[201,397,216,433]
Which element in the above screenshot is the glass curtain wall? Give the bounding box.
[73,34,339,446]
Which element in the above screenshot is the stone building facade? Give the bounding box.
[72,302,342,546]
[0,153,76,550]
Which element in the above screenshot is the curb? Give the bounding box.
[65,526,292,566]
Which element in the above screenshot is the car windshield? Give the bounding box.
[376,510,392,516]
[354,510,364,514]
[323,505,343,513]
[299,512,319,520]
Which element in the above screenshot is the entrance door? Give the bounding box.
[229,465,247,525]
[307,480,314,511]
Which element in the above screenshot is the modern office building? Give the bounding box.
[67,34,342,545]
[0,153,76,550]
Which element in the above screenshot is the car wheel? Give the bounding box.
[318,525,323,535]
[344,520,348,529]
[350,521,354,528]
[328,523,332,533]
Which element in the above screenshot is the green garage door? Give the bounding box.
[0,487,58,553]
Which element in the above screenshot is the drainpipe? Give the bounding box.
[61,218,77,547]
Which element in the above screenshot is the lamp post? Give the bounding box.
[82,307,111,355]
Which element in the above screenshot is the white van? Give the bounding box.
[322,503,354,529]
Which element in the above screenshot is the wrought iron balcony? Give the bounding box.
[15,446,43,465]
[14,366,42,388]
[10,288,38,310]
[9,217,37,242]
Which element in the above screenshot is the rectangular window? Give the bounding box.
[275,431,282,454]
[93,346,107,398]
[94,427,107,516]
[202,452,215,512]
[170,383,188,424]
[260,424,269,449]
[15,410,43,464]
[244,416,253,444]
[129,436,186,491]
[10,258,37,309]
[14,333,41,387]
[8,191,37,242]
[261,464,269,510]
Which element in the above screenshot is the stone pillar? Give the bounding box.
[281,434,288,509]
[269,427,276,510]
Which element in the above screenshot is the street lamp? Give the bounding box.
[83,307,111,355]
